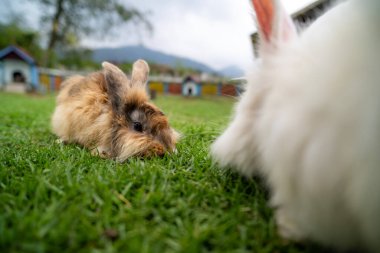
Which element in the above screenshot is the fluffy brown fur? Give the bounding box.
[52,60,179,161]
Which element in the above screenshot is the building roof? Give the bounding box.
[0,45,36,65]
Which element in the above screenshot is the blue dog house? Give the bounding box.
[182,76,201,96]
[0,45,39,92]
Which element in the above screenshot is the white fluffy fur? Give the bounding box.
[212,0,380,251]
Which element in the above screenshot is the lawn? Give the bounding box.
[0,92,326,253]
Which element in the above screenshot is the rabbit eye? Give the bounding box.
[133,122,143,132]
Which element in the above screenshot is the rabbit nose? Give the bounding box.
[149,143,166,157]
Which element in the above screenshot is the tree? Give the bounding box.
[0,21,43,63]
[58,48,99,70]
[33,0,152,66]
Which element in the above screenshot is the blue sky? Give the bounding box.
[1,0,316,71]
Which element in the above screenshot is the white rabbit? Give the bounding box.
[212,0,380,251]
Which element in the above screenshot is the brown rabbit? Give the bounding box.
[51,60,179,161]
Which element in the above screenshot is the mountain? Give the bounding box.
[218,65,245,78]
[92,45,217,74]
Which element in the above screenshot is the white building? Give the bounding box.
[0,45,39,92]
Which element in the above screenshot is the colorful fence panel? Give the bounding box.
[202,83,218,95]
[168,83,182,94]
[54,76,63,91]
[37,68,241,97]
[148,81,164,93]
[221,84,237,97]
[39,73,50,92]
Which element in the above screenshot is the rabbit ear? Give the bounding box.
[130,59,149,89]
[252,0,297,53]
[102,61,130,113]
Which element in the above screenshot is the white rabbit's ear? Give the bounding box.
[130,59,149,89]
[252,0,297,54]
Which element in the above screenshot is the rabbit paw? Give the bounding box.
[55,138,68,144]
[91,146,111,158]
[144,143,165,157]
[276,209,304,241]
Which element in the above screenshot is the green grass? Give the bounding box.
[0,92,326,253]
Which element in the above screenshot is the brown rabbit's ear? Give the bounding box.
[130,59,149,89]
[102,61,130,113]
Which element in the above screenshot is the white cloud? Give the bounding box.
[83,0,317,72]
[83,0,256,71]
[2,0,317,72]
